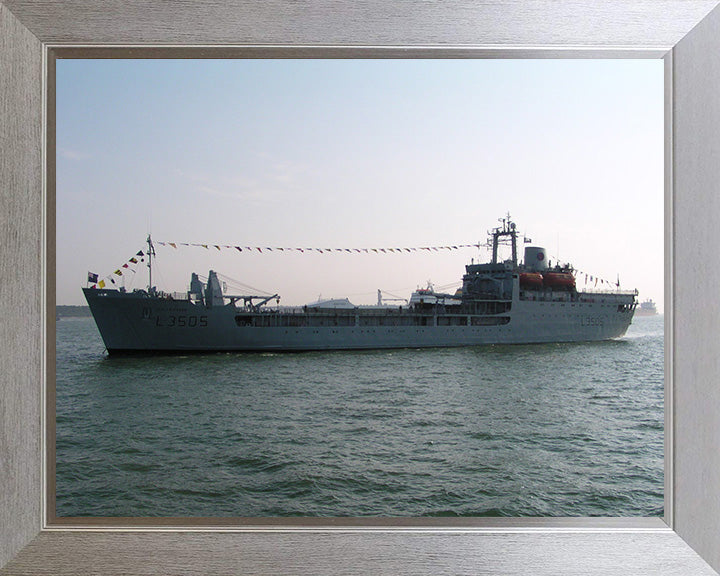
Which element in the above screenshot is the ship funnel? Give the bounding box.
[524,247,548,271]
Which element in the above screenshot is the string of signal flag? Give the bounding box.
[87,241,622,290]
[155,240,483,254]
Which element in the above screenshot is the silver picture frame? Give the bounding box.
[2,1,720,574]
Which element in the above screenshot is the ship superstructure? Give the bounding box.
[83,216,637,354]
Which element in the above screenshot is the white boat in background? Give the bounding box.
[635,299,658,316]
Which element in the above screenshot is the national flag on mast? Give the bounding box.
[87,272,98,284]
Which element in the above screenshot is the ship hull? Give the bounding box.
[83,289,635,354]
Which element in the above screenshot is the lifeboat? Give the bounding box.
[543,272,575,288]
[519,272,544,288]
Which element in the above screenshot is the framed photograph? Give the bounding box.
[2,2,720,575]
[51,56,665,522]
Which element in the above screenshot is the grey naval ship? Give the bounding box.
[83,217,638,354]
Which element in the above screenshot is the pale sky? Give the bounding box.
[57,59,664,309]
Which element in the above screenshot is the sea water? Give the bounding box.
[55,315,664,517]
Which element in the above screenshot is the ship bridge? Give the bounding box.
[462,262,514,301]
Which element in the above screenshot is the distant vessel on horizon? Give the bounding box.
[83,215,638,354]
[635,298,659,316]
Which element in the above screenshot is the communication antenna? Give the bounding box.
[146,234,156,293]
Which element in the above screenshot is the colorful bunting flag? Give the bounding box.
[95,239,622,295]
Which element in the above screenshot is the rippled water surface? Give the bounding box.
[55,315,664,517]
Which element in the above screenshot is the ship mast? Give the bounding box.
[490,213,518,267]
[146,234,156,293]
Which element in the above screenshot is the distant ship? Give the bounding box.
[635,299,658,316]
[83,216,637,354]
